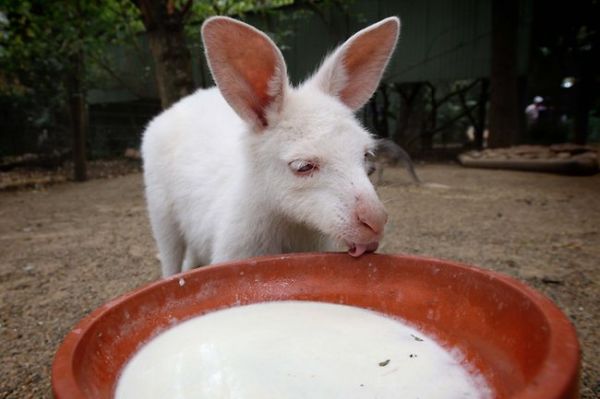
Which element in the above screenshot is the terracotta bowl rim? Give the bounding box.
[51,252,580,399]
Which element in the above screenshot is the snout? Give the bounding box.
[356,199,388,236]
[346,195,387,257]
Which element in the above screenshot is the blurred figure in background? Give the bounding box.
[465,126,490,148]
[525,96,546,127]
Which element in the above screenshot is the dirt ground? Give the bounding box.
[0,164,598,398]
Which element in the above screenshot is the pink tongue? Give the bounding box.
[348,244,368,257]
[348,242,379,257]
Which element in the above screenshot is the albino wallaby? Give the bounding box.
[369,138,420,185]
[142,16,400,277]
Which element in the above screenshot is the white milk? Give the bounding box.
[115,301,491,399]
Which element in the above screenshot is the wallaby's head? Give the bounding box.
[202,16,400,256]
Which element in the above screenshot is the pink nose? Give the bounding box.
[356,197,388,236]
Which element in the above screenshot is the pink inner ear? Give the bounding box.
[225,34,276,111]
[339,20,398,110]
[203,18,285,129]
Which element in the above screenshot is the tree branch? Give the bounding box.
[458,90,478,128]
[434,79,479,107]
[88,53,145,99]
[426,104,479,136]
[179,0,194,20]
[167,0,175,15]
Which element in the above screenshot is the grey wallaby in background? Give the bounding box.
[369,138,421,185]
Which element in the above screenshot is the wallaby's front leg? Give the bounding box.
[147,199,185,277]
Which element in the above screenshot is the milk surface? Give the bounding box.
[115,301,491,399]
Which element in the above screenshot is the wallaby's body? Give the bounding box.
[143,16,400,276]
[372,139,420,185]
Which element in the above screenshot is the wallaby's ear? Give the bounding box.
[309,17,400,111]
[202,17,288,130]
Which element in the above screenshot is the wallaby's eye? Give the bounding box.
[289,160,318,176]
[364,150,375,162]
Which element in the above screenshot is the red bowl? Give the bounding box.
[52,253,580,398]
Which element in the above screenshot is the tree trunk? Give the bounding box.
[474,79,489,149]
[67,38,87,181]
[393,82,423,148]
[573,54,593,145]
[134,0,195,109]
[421,83,437,153]
[488,0,520,148]
[370,85,390,137]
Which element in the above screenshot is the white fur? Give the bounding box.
[143,17,400,276]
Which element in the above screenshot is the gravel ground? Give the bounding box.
[0,164,598,398]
